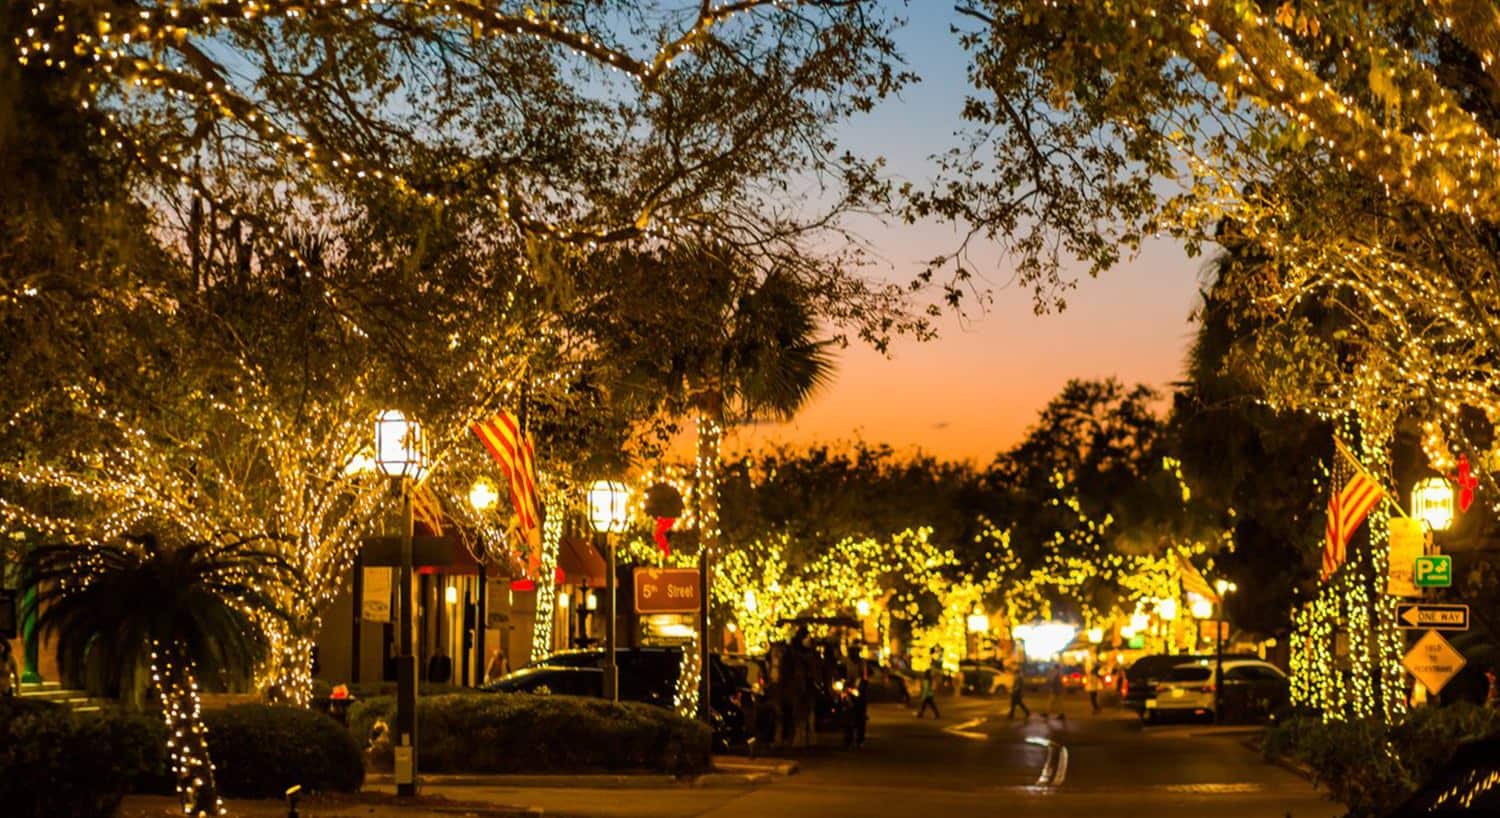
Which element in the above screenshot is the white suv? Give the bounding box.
[1144,658,1286,723]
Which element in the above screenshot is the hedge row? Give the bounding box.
[0,699,167,818]
[0,700,364,818]
[1264,702,1500,817]
[349,692,712,775]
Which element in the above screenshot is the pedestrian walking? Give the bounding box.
[483,646,510,684]
[1044,664,1066,722]
[843,645,870,747]
[916,666,940,718]
[1007,659,1030,720]
[1085,655,1102,715]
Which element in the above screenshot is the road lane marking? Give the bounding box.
[943,716,989,740]
[1026,736,1068,788]
[1159,783,1263,794]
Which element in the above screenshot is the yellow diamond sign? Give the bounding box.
[1404,629,1466,696]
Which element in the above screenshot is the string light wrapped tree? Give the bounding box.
[22,534,292,817]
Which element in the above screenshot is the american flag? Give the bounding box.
[471,411,542,571]
[1323,443,1384,581]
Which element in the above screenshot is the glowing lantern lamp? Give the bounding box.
[1189,594,1214,620]
[374,409,425,480]
[469,478,499,514]
[1157,598,1179,622]
[587,480,630,534]
[1086,627,1104,644]
[966,612,990,634]
[1412,477,1456,531]
[856,599,872,618]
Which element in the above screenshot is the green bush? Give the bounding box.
[203,704,365,798]
[0,699,168,818]
[1265,703,1500,817]
[349,693,712,775]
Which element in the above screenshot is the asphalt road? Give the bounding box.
[409,694,1343,818]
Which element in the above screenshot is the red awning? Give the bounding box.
[557,536,607,587]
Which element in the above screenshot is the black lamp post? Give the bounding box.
[586,480,630,703]
[375,410,426,797]
[1213,578,1236,724]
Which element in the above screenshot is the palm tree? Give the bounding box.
[691,266,838,557]
[23,534,291,816]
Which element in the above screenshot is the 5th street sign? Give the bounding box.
[1414,555,1453,588]
[1396,603,1469,631]
[633,567,701,614]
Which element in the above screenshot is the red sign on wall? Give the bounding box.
[633,568,700,614]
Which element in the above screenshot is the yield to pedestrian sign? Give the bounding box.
[1404,629,1466,695]
[1396,603,1469,631]
[1414,555,1453,588]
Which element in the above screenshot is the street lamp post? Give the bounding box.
[468,478,499,687]
[1213,579,1237,724]
[587,480,630,703]
[375,410,426,798]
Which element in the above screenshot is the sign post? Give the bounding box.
[1414,555,1453,588]
[1403,629,1466,696]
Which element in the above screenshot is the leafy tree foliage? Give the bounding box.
[937,0,1500,492]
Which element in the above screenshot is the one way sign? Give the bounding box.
[1396,603,1469,631]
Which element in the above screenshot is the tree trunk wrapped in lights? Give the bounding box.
[529,492,568,664]
[154,642,221,816]
[1289,418,1408,723]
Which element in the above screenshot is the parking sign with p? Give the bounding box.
[1414,555,1453,589]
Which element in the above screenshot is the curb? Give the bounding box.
[1240,736,1316,783]
[368,771,767,790]
[712,758,799,777]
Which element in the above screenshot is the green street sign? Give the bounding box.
[1414,555,1453,588]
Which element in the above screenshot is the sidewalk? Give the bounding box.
[119,791,541,818]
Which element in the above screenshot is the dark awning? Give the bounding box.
[557,536,607,587]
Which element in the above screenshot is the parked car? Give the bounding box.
[489,647,759,749]
[1143,658,1288,724]
[959,660,1010,696]
[1122,653,1257,715]
[484,665,605,697]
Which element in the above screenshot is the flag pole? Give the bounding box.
[1333,436,1409,519]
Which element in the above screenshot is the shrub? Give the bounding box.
[203,705,365,798]
[349,693,712,775]
[0,699,167,818]
[1265,703,1500,817]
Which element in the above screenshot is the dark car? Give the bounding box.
[484,665,605,697]
[489,647,758,748]
[1123,653,1258,716]
[1218,661,1291,723]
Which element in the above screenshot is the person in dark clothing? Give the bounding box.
[843,645,870,747]
[916,667,940,718]
[1007,659,1031,720]
[1044,664,1066,722]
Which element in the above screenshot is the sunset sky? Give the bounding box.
[727,5,1209,465]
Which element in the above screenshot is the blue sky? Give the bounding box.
[729,3,1208,463]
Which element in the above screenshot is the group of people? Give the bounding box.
[913,653,1116,722]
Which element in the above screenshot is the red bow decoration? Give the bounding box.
[1451,454,1479,512]
[653,517,677,557]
